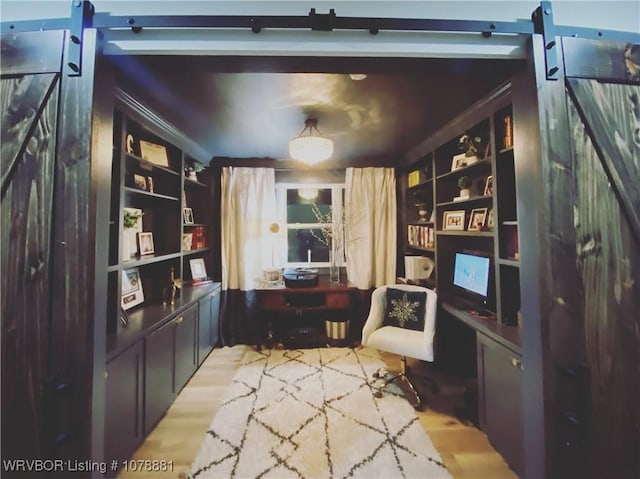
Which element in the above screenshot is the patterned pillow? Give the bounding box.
[383,288,426,331]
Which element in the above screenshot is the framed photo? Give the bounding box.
[189,258,208,280]
[133,173,147,191]
[451,153,467,171]
[483,175,494,196]
[138,232,155,255]
[139,140,169,167]
[183,207,194,224]
[443,210,465,231]
[121,268,144,310]
[487,209,495,229]
[468,207,488,231]
[182,233,193,251]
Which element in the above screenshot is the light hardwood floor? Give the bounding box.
[118,345,517,479]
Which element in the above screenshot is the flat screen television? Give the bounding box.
[453,252,491,304]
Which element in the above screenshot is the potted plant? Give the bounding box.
[458,175,472,198]
[185,160,205,181]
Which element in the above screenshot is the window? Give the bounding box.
[276,184,345,267]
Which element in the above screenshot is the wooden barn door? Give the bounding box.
[1,29,100,477]
[532,37,640,479]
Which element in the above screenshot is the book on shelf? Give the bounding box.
[407,170,426,187]
[407,224,434,248]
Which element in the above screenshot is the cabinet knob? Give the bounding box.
[511,357,523,370]
[176,316,184,325]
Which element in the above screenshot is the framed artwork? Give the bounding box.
[451,153,467,171]
[189,258,208,280]
[139,140,169,167]
[483,175,494,196]
[183,207,194,224]
[468,208,488,231]
[138,232,155,255]
[443,210,465,231]
[121,268,144,310]
[487,209,495,229]
[133,173,147,191]
[182,233,193,251]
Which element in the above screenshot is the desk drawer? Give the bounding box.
[257,294,288,310]
[326,292,350,308]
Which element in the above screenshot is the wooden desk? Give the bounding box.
[255,277,356,348]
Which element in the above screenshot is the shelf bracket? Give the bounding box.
[66,0,94,77]
[532,1,560,81]
[308,8,336,32]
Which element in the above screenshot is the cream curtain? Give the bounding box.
[345,167,397,289]
[221,167,277,291]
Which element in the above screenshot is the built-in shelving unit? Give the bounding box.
[399,82,523,476]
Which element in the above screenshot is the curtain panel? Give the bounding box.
[345,167,397,289]
[220,167,276,345]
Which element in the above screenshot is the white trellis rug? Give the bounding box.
[189,347,451,479]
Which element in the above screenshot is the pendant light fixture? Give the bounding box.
[289,118,334,165]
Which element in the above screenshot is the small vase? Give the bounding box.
[329,243,340,283]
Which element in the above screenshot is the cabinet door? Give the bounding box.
[145,320,175,434]
[477,333,523,475]
[198,288,221,365]
[174,303,198,392]
[105,340,144,464]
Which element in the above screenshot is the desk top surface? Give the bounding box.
[255,276,356,293]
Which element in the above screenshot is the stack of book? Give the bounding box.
[408,225,434,248]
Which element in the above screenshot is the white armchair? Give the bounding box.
[361,284,438,409]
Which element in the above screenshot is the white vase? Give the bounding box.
[460,188,471,198]
[329,242,340,283]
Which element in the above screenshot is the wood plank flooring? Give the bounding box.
[118,345,517,479]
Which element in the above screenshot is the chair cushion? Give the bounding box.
[383,287,426,331]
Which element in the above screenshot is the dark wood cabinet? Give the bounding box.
[477,333,523,476]
[104,340,144,467]
[144,319,175,434]
[198,286,221,365]
[174,303,198,392]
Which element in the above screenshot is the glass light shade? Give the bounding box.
[289,118,333,165]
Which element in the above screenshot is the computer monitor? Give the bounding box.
[453,252,490,301]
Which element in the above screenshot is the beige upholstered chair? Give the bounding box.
[361,284,437,409]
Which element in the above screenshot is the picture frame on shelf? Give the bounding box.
[483,175,494,196]
[121,268,144,310]
[189,258,208,280]
[139,140,169,167]
[487,209,495,229]
[183,207,194,224]
[451,153,467,171]
[138,232,155,255]
[443,210,465,231]
[133,173,147,191]
[182,233,193,251]
[468,208,488,231]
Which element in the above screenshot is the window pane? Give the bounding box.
[286,188,332,224]
[287,228,329,263]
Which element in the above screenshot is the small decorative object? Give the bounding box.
[147,176,154,193]
[119,307,129,327]
[483,175,493,196]
[182,233,193,251]
[457,176,472,198]
[443,210,465,231]
[138,232,155,255]
[162,267,178,306]
[139,140,169,167]
[412,190,429,222]
[122,207,143,260]
[185,160,205,181]
[183,207,194,224]
[133,173,147,191]
[121,268,144,310]
[487,209,495,229]
[126,134,136,155]
[189,258,208,280]
[468,207,488,231]
[458,133,484,161]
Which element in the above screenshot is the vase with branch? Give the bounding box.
[311,203,343,283]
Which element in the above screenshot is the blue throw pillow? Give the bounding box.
[383,288,426,331]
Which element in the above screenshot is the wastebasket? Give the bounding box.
[325,318,350,346]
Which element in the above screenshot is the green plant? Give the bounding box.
[458,176,472,189]
[123,210,142,228]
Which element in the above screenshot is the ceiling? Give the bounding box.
[110,55,522,164]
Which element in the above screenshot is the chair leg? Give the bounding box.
[371,356,423,410]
